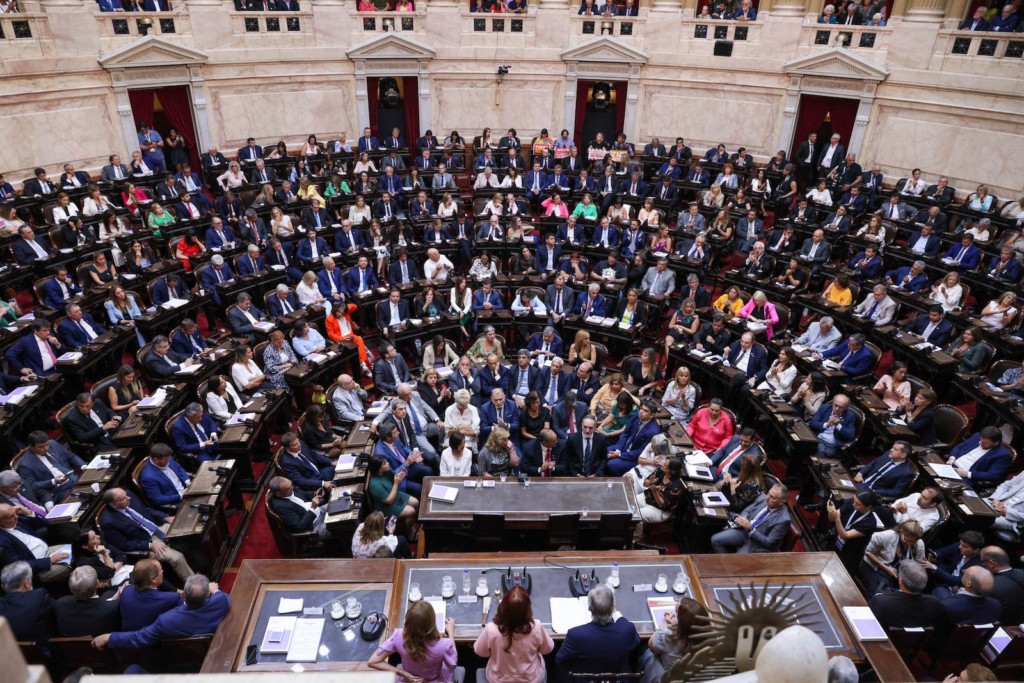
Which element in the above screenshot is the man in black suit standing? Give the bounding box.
[564,416,607,477]
[868,560,945,629]
[267,476,328,537]
[55,565,122,637]
[0,561,56,643]
[794,132,817,189]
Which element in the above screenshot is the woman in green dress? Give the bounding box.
[368,455,418,520]
[146,202,175,239]
[600,391,638,439]
[571,193,598,220]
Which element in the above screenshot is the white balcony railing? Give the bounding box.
[934,28,1024,63]
[460,11,536,45]
[0,12,54,58]
[95,11,193,51]
[798,22,891,53]
[354,9,425,33]
[228,9,314,45]
[569,13,645,43]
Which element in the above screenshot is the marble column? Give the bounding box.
[888,0,908,16]
[417,61,432,135]
[903,0,944,21]
[945,0,969,21]
[767,0,806,17]
[114,88,140,159]
[564,67,578,136]
[623,71,641,141]
[652,0,686,15]
[354,67,370,131]
[775,85,801,157]
[187,67,214,152]
[848,95,872,157]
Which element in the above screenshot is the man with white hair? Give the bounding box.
[423,248,454,282]
[0,469,51,519]
[204,216,236,249]
[332,373,367,423]
[237,243,265,277]
[795,316,842,352]
[371,383,443,463]
[318,256,346,306]
[574,282,606,317]
[55,565,122,637]
[0,561,56,642]
[853,284,897,325]
[827,656,858,683]
[199,253,235,307]
[267,283,302,318]
[556,583,641,677]
[0,503,70,583]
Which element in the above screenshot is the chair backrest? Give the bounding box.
[591,342,609,373]
[885,627,934,665]
[933,404,969,446]
[164,409,186,441]
[905,374,932,398]
[977,341,996,373]
[471,512,505,545]
[861,342,882,378]
[594,511,633,550]
[844,404,865,451]
[90,374,121,404]
[253,341,269,370]
[773,302,790,333]
[780,520,803,553]
[130,458,149,498]
[264,490,311,557]
[48,635,119,673]
[987,359,1018,383]
[938,623,998,670]
[546,512,580,549]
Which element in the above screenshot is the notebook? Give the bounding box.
[842,606,887,641]
[429,485,459,503]
[259,616,297,654]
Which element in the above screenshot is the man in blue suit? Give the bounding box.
[13,226,55,265]
[568,362,600,405]
[372,421,429,497]
[573,283,606,317]
[170,403,221,465]
[300,200,332,232]
[266,284,303,318]
[334,222,366,254]
[118,559,183,631]
[885,260,930,291]
[942,234,981,272]
[552,389,586,442]
[472,280,503,312]
[236,244,266,277]
[344,256,379,296]
[296,228,330,263]
[818,333,873,376]
[5,319,62,377]
[524,162,548,213]
[556,584,641,678]
[734,210,764,252]
[317,257,347,306]
[947,426,1013,487]
[902,305,954,347]
[478,354,509,402]
[278,432,336,493]
[922,531,985,591]
[139,443,192,511]
[848,245,883,283]
[41,267,82,310]
[653,176,678,202]
[839,186,867,213]
[357,128,379,153]
[506,350,542,406]
[538,358,571,409]
[710,428,762,481]
[607,400,661,475]
[56,303,107,350]
[389,248,420,284]
[808,395,858,457]
[988,247,1022,283]
[683,161,710,188]
[936,566,1002,627]
[479,388,521,446]
[618,172,647,201]
[725,332,769,388]
[855,441,915,500]
[214,191,243,225]
[590,219,620,249]
[204,218,236,250]
[93,574,230,650]
[266,237,302,284]
[915,205,949,233]
[409,191,435,219]
[174,164,203,194]
[237,138,263,163]
[378,167,404,203]
[99,487,193,581]
[0,514,69,583]
[536,236,563,277]
[170,319,208,358]
[150,274,189,307]
[527,327,563,362]
[199,255,235,307]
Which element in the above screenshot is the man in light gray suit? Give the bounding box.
[641,259,676,300]
[852,284,898,326]
[100,155,130,182]
[432,164,455,191]
[331,373,367,423]
[711,484,791,553]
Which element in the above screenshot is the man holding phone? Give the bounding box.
[267,476,329,538]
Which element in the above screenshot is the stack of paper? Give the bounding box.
[842,606,887,641]
[260,616,298,654]
[254,321,276,332]
[278,597,304,614]
[46,504,80,520]
[929,463,962,480]
[306,353,328,365]
[685,464,713,481]
[428,600,446,632]
[57,352,83,362]
[175,364,201,375]
[164,298,189,309]
[83,453,113,470]
[702,492,730,507]
[285,618,324,662]
[138,388,167,408]
[550,596,590,634]
[647,597,677,629]
[429,485,459,503]
[335,454,357,473]
[684,452,712,466]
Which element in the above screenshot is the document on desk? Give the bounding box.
[254,322,276,332]
[138,388,167,408]
[428,600,446,632]
[842,606,886,641]
[57,352,83,362]
[928,463,962,480]
[550,596,590,634]
[428,485,459,503]
[260,615,297,654]
[175,364,201,375]
[285,618,324,662]
[278,597,305,614]
[0,385,36,405]
[163,298,189,309]
[335,454,357,473]
[83,452,114,470]
[46,503,81,519]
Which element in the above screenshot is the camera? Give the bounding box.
[497,65,510,75]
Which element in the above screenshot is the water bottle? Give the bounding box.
[463,568,471,595]
[414,338,422,354]
[610,561,620,588]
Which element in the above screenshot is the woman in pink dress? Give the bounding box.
[473,587,554,683]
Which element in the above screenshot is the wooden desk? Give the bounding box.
[914,450,997,529]
[166,492,231,578]
[112,383,190,448]
[202,559,396,673]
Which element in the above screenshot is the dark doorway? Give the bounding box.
[789,93,860,164]
[127,85,201,173]
[367,76,420,146]
[575,79,627,152]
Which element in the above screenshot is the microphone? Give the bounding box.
[213,466,232,476]
[190,503,215,513]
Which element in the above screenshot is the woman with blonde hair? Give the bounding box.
[252,184,277,209]
[478,427,519,478]
[296,270,325,306]
[716,453,766,513]
[216,161,246,190]
[269,206,295,238]
[713,286,745,317]
[567,329,596,365]
[860,519,925,593]
[352,511,411,559]
[369,601,458,682]
[297,176,325,204]
[590,372,631,419]
[444,388,480,451]
[701,183,724,209]
[663,366,697,425]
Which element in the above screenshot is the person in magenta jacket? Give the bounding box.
[738,291,779,340]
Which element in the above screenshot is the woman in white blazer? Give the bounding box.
[206,374,245,422]
[860,520,925,594]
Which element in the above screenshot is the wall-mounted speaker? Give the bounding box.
[714,40,733,57]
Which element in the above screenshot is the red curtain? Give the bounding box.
[573,80,589,148]
[401,76,420,146]
[127,90,155,134]
[613,80,627,139]
[367,77,380,136]
[154,86,201,173]
[790,94,857,161]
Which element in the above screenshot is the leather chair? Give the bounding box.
[253,340,269,370]
[586,511,633,550]
[854,342,882,383]
[48,636,119,673]
[773,302,790,334]
[545,513,580,550]
[57,401,98,459]
[926,624,997,677]
[264,490,319,558]
[111,634,214,674]
[905,374,932,398]
[591,341,609,374]
[932,404,969,448]
[90,374,120,404]
[886,626,934,667]
[987,359,1018,383]
[983,627,1024,680]
[470,513,506,551]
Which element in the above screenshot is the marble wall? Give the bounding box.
[432,77,566,135]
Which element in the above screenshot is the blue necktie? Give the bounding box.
[124,507,164,539]
[867,300,879,319]
[409,406,423,436]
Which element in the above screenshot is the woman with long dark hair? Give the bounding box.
[639,598,709,683]
[473,586,554,683]
[369,600,457,682]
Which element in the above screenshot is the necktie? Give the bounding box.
[124,507,163,539]
[409,406,423,435]
[583,438,592,475]
[717,445,744,475]
[315,212,322,228]
[955,246,966,262]
[216,268,224,283]
[542,447,552,477]
[17,495,46,517]
[281,297,292,314]
[547,376,558,404]
[864,459,896,486]
[867,300,879,319]
[298,451,320,476]
[114,166,123,180]
[890,205,898,219]
[77,320,96,341]
[556,291,562,313]
[251,258,258,272]
[749,505,770,528]
[384,203,391,219]
[568,409,576,433]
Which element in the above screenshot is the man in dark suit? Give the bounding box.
[248,159,278,185]
[818,333,873,376]
[725,332,769,388]
[808,395,858,457]
[200,146,228,170]
[57,164,89,190]
[923,530,985,591]
[795,132,817,188]
[24,167,56,197]
[0,561,56,642]
[150,274,190,307]
[99,487,193,582]
[145,334,197,379]
[938,567,1002,625]
[847,245,883,284]
[710,428,762,481]
[924,177,955,206]
[375,289,411,339]
[236,244,267,278]
[175,192,208,222]
[788,198,817,224]
[13,226,55,265]
[119,559,183,631]
[382,127,405,151]
[41,267,81,311]
[214,191,243,224]
[378,167,403,200]
[335,222,367,254]
[506,350,542,407]
[267,476,328,537]
[694,315,731,355]
[62,392,120,449]
[981,546,1024,624]
[93,574,231,651]
[815,133,845,180]
[267,284,303,318]
[55,565,122,637]
[0,503,70,582]
[371,422,428,497]
[227,292,268,343]
[56,303,107,350]
[573,284,606,318]
[566,362,598,405]
[266,237,302,284]
[301,199,332,231]
[711,484,791,553]
[237,138,263,163]
[839,186,867,213]
[275,180,299,205]
[0,469,52,513]
[479,388,521,446]
[797,229,831,272]
[278,433,336,493]
[545,276,574,326]
[564,416,608,477]
[556,584,641,677]
[988,247,1022,282]
[5,319,61,378]
[17,431,84,502]
[942,234,982,272]
[373,343,411,395]
[959,6,989,29]
[528,327,564,363]
[389,249,420,285]
[854,441,915,500]
[170,320,208,359]
[373,192,400,221]
[521,429,565,477]
[199,255,235,307]
[902,305,953,347]
[170,403,221,465]
[868,560,945,629]
[607,401,661,476]
[155,175,184,202]
[138,443,192,510]
[174,164,203,194]
[535,357,568,409]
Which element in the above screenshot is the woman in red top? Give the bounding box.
[685,398,734,453]
[325,302,371,375]
[121,182,149,219]
[173,234,204,272]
